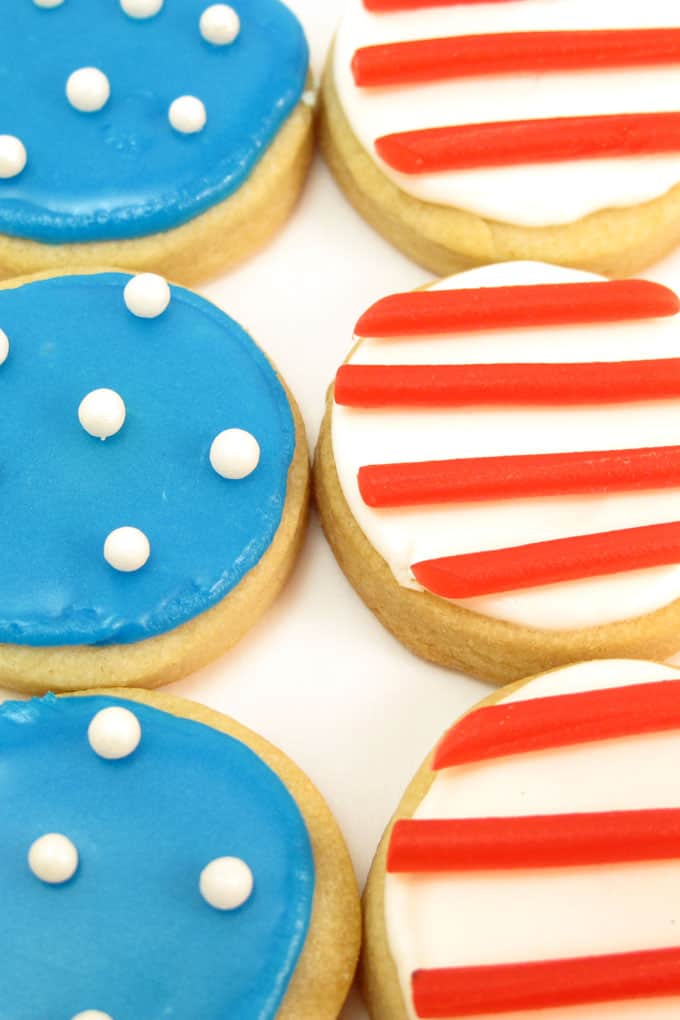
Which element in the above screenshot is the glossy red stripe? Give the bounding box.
[433,679,680,770]
[412,520,680,599]
[334,358,680,409]
[412,947,680,1017]
[376,112,680,173]
[354,281,679,337]
[358,446,680,508]
[388,810,680,873]
[364,0,516,10]
[353,30,680,87]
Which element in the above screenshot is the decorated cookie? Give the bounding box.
[363,658,680,1020]
[0,270,309,693]
[0,1,313,282]
[315,260,680,683]
[0,687,360,1018]
[322,0,680,277]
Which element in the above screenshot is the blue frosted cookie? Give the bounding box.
[0,1,312,281]
[0,689,360,1019]
[0,270,309,692]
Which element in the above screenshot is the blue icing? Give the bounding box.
[0,272,296,646]
[0,0,308,242]
[0,694,315,1019]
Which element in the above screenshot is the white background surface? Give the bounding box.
[172,4,680,1016]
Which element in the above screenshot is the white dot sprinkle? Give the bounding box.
[104,527,151,573]
[71,1013,114,1020]
[88,707,142,760]
[33,0,64,6]
[0,330,8,366]
[210,429,260,480]
[169,96,207,135]
[120,0,163,17]
[29,834,79,885]
[78,389,126,441]
[200,857,253,911]
[200,5,240,45]
[0,136,27,179]
[124,273,170,318]
[66,67,111,113]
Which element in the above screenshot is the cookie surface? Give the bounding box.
[315,261,680,682]
[0,688,360,1018]
[364,658,680,1020]
[322,0,680,276]
[0,270,309,692]
[0,1,312,281]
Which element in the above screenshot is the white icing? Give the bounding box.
[0,329,9,366]
[333,0,680,227]
[200,5,240,46]
[120,0,163,18]
[66,68,111,113]
[104,527,151,573]
[29,833,79,884]
[200,857,254,910]
[124,273,170,319]
[385,659,680,1020]
[0,135,27,179]
[210,429,261,480]
[78,389,126,441]
[331,261,680,630]
[169,96,207,135]
[88,707,141,760]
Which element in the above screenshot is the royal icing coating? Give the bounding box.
[0,693,314,1019]
[333,0,680,227]
[330,261,680,630]
[0,1,308,242]
[384,658,680,1019]
[0,272,295,646]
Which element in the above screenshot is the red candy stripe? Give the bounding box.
[433,679,680,770]
[358,446,680,508]
[354,281,679,337]
[335,359,680,409]
[388,810,680,873]
[364,0,516,10]
[412,948,680,1017]
[353,30,680,88]
[412,520,680,600]
[375,112,680,173]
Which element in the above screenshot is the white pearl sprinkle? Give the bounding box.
[0,330,8,366]
[200,857,254,911]
[29,834,79,885]
[33,0,65,7]
[88,707,142,760]
[104,527,151,573]
[124,273,170,319]
[169,96,207,135]
[0,136,27,179]
[78,389,126,441]
[71,1013,114,1020]
[66,67,111,114]
[120,0,163,17]
[200,5,240,45]
[210,429,260,480]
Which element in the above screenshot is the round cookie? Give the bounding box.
[364,657,680,1020]
[315,260,680,683]
[0,270,309,693]
[0,1,313,283]
[321,0,680,277]
[0,687,360,1018]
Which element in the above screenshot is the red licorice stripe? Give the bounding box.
[354,281,679,338]
[353,30,680,87]
[388,810,680,873]
[334,359,680,409]
[433,679,680,770]
[358,446,680,508]
[412,520,680,600]
[364,0,516,10]
[375,112,680,173]
[412,947,680,1017]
